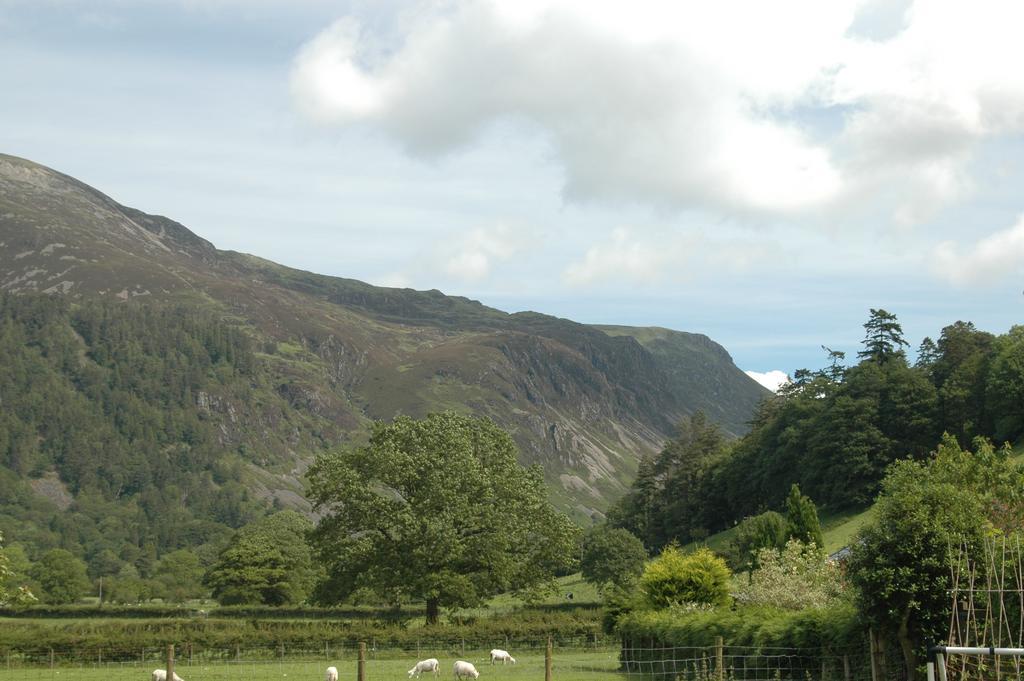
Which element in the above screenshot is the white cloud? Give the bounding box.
[745,370,790,392]
[563,228,680,287]
[291,1,1024,225]
[932,214,1024,287]
[440,223,533,282]
[562,227,784,287]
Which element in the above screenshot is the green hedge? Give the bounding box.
[616,603,865,673]
[0,605,418,620]
[0,606,602,653]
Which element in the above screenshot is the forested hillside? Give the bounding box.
[609,310,1024,550]
[0,152,769,581]
[0,294,330,574]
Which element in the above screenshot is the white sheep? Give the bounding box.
[326,667,338,681]
[151,670,184,681]
[489,650,516,665]
[408,658,440,678]
[453,661,479,680]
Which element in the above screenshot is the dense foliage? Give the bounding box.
[617,603,863,663]
[734,539,846,610]
[846,435,1024,677]
[206,511,318,605]
[0,532,34,606]
[610,311,1024,548]
[0,293,312,596]
[725,511,787,572]
[308,412,580,623]
[639,546,731,608]
[0,604,603,651]
[580,526,647,594]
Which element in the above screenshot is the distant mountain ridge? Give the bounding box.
[0,152,768,522]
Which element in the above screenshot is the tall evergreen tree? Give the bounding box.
[784,484,823,548]
[858,308,909,363]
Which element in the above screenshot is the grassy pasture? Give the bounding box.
[0,647,628,681]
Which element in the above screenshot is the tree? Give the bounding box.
[987,325,1024,443]
[727,511,788,573]
[581,526,647,593]
[0,533,35,606]
[821,346,847,383]
[307,412,580,624]
[858,308,909,363]
[154,549,207,602]
[784,484,823,548]
[205,511,316,605]
[29,548,90,604]
[915,337,939,371]
[847,435,1023,680]
[639,546,731,608]
[606,455,658,550]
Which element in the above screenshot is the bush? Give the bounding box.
[639,546,730,608]
[0,604,603,651]
[727,511,788,572]
[616,602,863,669]
[735,539,847,610]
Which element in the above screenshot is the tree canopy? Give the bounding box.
[205,511,316,605]
[784,484,823,548]
[611,309,1024,545]
[847,435,1024,679]
[580,526,647,594]
[29,548,90,604]
[307,411,579,623]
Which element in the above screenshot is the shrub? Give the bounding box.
[617,601,862,652]
[726,511,787,572]
[639,546,731,608]
[734,539,846,610]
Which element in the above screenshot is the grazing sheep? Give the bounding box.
[489,650,516,665]
[453,661,479,680]
[151,670,184,681]
[326,667,338,681]
[408,659,440,678]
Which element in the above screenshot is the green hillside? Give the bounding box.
[0,152,769,573]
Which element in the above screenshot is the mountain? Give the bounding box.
[0,152,768,532]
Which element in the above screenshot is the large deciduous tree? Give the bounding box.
[580,526,647,593]
[307,411,580,624]
[29,548,90,604]
[205,511,316,605]
[0,533,35,606]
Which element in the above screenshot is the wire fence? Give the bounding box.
[0,640,889,681]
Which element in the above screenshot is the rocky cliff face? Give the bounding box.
[0,153,768,521]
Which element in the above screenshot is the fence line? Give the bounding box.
[0,640,881,681]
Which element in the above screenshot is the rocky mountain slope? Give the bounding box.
[0,153,768,522]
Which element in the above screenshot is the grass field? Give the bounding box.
[682,505,875,558]
[0,647,627,681]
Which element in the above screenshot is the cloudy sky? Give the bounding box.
[3,0,1024,389]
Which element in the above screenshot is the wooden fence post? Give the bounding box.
[715,637,724,681]
[358,642,366,681]
[545,637,553,681]
[49,649,54,670]
[166,645,175,681]
[869,630,883,681]
[843,654,851,681]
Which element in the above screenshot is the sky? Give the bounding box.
[3,0,1024,390]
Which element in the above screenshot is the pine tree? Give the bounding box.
[858,308,909,363]
[784,484,824,548]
